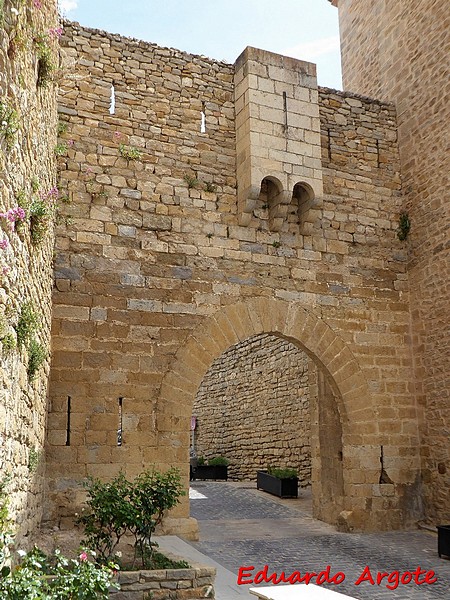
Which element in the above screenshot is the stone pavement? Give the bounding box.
[169,482,450,600]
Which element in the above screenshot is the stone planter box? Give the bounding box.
[192,465,228,481]
[110,565,215,599]
[437,524,450,558]
[256,470,298,498]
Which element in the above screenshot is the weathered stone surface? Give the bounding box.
[194,334,311,484]
[0,0,58,544]
[332,0,449,526]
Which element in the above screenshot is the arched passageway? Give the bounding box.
[157,298,380,535]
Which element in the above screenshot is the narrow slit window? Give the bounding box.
[283,91,288,134]
[117,397,123,446]
[200,102,206,133]
[65,396,71,446]
[109,84,116,115]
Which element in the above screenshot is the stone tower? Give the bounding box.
[329,0,450,523]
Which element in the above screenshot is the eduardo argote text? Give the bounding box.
[237,564,438,591]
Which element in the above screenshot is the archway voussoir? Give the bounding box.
[206,318,237,355]
[283,308,317,346]
[264,297,289,332]
[222,303,256,341]
[306,322,336,357]
[211,312,241,349]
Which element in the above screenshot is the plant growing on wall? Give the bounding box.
[54,142,68,156]
[15,302,40,348]
[27,339,46,380]
[0,100,19,149]
[118,144,142,161]
[34,34,55,87]
[1,333,16,354]
[29,197,50,243]
[397,211,411,241]
[184,174,199,189]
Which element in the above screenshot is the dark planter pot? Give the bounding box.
[437,525,450,558]
[257,470,298,498]
[192,465,228,481]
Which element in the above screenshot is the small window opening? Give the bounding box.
[117,397,123,446]
[282,91,288,134]
[65,396,71,446]
[109,84,116,115]
[200,102,206,133]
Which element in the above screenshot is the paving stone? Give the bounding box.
[189,483,450,599]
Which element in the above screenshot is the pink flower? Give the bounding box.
[114,131,121,139]
[68,139,74,146]
[79,551,88,562]
[40,187,59,202]
[49,27,64,40]
[0,207,26,229]
[2,266,10,275]
[0,239,9,250]
[33,0,42,8]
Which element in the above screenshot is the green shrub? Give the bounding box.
[15,302,40,348]
[268,467,298,479]
[0,478,118,598]
[27,339,47,380]
[54,142,68,156]
[77,468,184,569]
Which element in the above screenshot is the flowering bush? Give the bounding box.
[0,547,119,599]
[0,207,26,231]
[0,480,118,599]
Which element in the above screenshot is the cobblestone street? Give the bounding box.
[188,482,450,599]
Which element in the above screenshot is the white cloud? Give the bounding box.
[59,0,78,13]
[282,36,340,62]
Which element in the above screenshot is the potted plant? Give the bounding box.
[256,467,298,498]
[192,456,229,481]
[437,524,450,558]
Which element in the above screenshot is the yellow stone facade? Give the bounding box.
[330,0,450,528]
[0,1,447,547]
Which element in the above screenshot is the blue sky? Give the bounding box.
[59,1,342,89]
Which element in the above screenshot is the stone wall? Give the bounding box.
[0,0,58,542]
[111,566,215,600]
[46,21,422,533]
[193,334,311,483]
[331,0,450,525]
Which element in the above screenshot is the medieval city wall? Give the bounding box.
[0,0,58,542]
[193,334,311,484]
[332,0,449,525]
[44,21,422,534]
